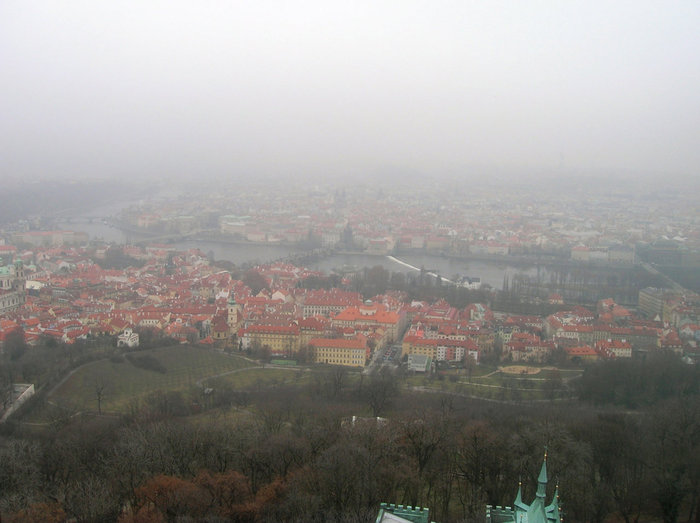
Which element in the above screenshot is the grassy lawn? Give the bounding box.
[213,367,311,389]
[554,368,584,377]
[406,364,581,401]
[50,346,254,412]
[472,364,498,377]
[44,350,581,417]
[470,373,504,386]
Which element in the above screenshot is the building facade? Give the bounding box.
[0,260,26,314]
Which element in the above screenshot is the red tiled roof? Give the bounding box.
[566,346,597,356]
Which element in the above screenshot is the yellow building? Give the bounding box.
[310,338,368,367]
[297,317,331,346]
[241,324,300,356]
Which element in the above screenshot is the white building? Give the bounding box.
[117,328,140,348]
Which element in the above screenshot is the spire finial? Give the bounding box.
[514,476,524,507]
[536,448,548,498]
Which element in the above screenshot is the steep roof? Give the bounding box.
[486,452,561,523]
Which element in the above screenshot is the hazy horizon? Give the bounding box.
[2,1,699,183]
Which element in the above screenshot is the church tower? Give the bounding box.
[227,292,242,328]
[486,450,561,523]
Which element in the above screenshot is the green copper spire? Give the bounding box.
[514,477,528,511]
[487,449,562,523]
[536,447,548,499]
[515,478,523,504]
[546,483,561,522]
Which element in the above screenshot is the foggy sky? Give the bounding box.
[2,1,699,183]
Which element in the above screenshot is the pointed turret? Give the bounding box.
[514,477,529,512]
[536,448,548,499]
[488,449,562,523]
[546,481,561,522]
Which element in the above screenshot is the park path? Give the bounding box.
[20,351,298,426]
[46,359,95,399]
[195,365,263,387]
[473,366,582,383]
[195,348,312,387]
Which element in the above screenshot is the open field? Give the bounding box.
[405,364,583,401]
[42,348,584,418]
[500,365,542,374]
[50,346,255,413]
[211,366,311,389]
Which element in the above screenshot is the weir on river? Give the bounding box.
[386,255,454,284]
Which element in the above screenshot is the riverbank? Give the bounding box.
[92,221,643,272]
[75,222,669,293]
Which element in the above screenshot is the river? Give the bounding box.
[171,240,539,289]
[70,208,538,290]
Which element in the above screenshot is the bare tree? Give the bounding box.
[363,368,398,418]
[93,377,110,415]
[329,366,347,397]
[463,354,477,382]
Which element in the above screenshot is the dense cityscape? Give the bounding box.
[0,178,699,522]
[2,1,700,521]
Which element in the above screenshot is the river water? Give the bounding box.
[71,211,537,290]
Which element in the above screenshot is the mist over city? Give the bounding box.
[1,2,699,523]
[3,1,700,184]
